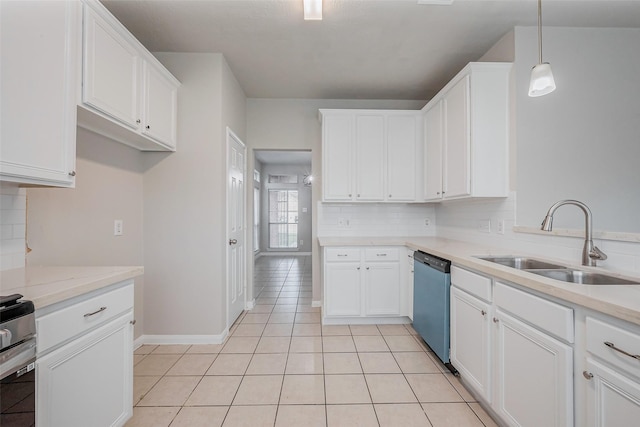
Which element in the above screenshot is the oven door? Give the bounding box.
[0,338,36,427]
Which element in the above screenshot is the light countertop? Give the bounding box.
[1,266,144,309]
[318,236,640,326]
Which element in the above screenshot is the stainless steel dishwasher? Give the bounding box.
[413,251,457,374]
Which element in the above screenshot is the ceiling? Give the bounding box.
[102,0,640,100]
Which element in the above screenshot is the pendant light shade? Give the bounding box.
[528,0,556,97]
[529,62,556,97]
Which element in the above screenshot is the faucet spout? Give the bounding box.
[540,200,607,267]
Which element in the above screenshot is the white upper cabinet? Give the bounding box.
[0,1,80,187]
[321,109,421,203]
[422,62,511,201]
[78,0,180,151]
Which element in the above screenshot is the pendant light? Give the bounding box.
[528,0,556,97]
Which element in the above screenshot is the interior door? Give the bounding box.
[227,128,246,328]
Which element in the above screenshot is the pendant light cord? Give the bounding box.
[538,0,543,64]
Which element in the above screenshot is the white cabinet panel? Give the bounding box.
[36,312,133,427]
[325,262,361,317]
[443,75,471,199]
[142,61,178,149]
[451,287,491,402]
[83,4,139,129]
[423,100,443,201]
[495,310,573,427]
[365,262,401,316]
[355,115,385,201]
[322,114,353,201]
[387,115,417,201]
[585,358,640,427]
[0,0,79,187]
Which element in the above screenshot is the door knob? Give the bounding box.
[229,239,238,245]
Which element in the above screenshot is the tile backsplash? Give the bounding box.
[0,183,26,271]
[317,202,436,237]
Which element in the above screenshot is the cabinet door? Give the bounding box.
[36,313,134,427]
[386,115,417,201]
[0,1,78,187]
[443,75,471,199]
[424,101,443,200]
[365,262,400,316]
[325,262,362,316]
[355,115,385,201]
[450,287,491,402]
[142,60,178,150]
[495,310,573,427]
[322,115,353,201]
[83,4,140,129]
[585,358,640,427]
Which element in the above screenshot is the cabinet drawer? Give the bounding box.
[587,316,640,379]
[364,247,399,262]
[326,248,360,262]
[494,282,573,343]
[37,283,134,354]
[451,266,492,302]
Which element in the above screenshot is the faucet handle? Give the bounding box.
[590,246,608,261]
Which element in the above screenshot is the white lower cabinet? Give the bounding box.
[450,286,491,402]
[323,246,407,322]
[36,313,133,427]
[494,309,573,427]
[36,281,135,427]
[584,358,640,427]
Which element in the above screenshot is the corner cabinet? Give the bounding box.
[36,281,135,427]
[422,62,511,201]
[0,0,80,187]
[321,110,422,203]
[77,0,179,151]
[323,246,409,324]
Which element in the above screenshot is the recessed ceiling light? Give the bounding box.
[417,0,454,5]
[303,0,322,20]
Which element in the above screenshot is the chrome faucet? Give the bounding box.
[540,200,607,267]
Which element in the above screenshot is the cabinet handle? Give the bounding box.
[68,171,76,177]
[376,254,387,257]
[492,317,499,323]
[146,125,150,130]
[481,310,486,316]
[604,341,640,360]
[349,194,352,197]
[366,267,370,270]
[136,119,141,124]
[389,194,392,198]
[337,254,348,257]
[357,194,360,197]
[582,371,594,380]
[357,267,361,270]
[408,254,412,258]
[437,191,440,195]
[130,319,137,325]
[84,306,107,318]
[229,239,238,245]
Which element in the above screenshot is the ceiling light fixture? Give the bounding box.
[303,0,322,21]
[528,0,556,97]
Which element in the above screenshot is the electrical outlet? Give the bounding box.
[479,219,491,233]
[114,219,123,236]
[299,239,304,246]
[424,218,431,227]
[497,219,505,235]
[338,218,346,227]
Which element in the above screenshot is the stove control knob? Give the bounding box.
[0,329,12,348]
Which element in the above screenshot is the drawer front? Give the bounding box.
[364,247,399,262]
[587,316,640,378]
[451,266,492,302]
[494,282,574,343]
[325,247,361,262]
[37,283,134,354]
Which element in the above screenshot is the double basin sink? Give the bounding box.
[477,257,640,285]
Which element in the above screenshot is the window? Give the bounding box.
[268,190,298,249]
[268,174,298,184]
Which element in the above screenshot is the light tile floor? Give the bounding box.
[126,256,499,427]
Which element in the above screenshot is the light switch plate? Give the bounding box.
[479,219,491,233]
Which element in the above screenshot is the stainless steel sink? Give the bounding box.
[528,269,640,285]
[477,256,567,270]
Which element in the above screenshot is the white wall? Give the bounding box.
[0,183,26,271]
[514,27,640,234]
[246,98,425,303]
[143,53,246,340]
[25,129,145,337]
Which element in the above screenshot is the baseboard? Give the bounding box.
[245,299,256,310]
[260,251,312,256]
[322,316,411,326]
[135,330,229,345]
[312,300,322,307]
